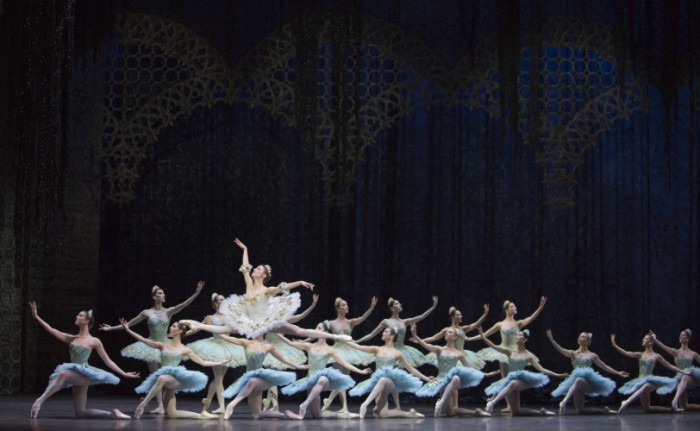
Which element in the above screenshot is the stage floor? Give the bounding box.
[1,394,697,431]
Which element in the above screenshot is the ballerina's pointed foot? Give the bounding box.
[434,399,445,417]
[408,408,424,418]
[485,400,495,414]
[321,397,332,411]
[559,401,566,415]
[539,408,556,416]
[359,403,368,419]
[199,410,218,419]
[201,397,211,409]
[618,399,630,414]
[285,409,304,420]
[671,400,684,413]
[211,407,226,415]
[30,401,41,419]
[603,406,617,415]
[335,410,359,419]
[474,408,491,417]
[134,404,145,420]
[110,409,131,420]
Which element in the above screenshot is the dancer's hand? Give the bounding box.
[98,323,111,331]
[483,303,490,313]
[546,329,553,339]
[118,318,129,329]
[370,296,379,308]
[196,281,205,293]
[124,371,140,379]
[359,368,372,375]
[300,281,314,291]
[311,294,319,305]
[28,301,38,318]
[233,238,247,250]
[618,370,630,378]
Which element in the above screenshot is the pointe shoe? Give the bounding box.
[149,406,165,415]
[211,407,226,415]
[262,398,271,411]
[359,404,367,419]
[285,409,303,420]
[110,409,131,420]
[485,400,495,414]
[134,405,145,420]
[671,400,684,413]
[474,408,491,417]
[603,406,617,415]
[335,410,359,419]
[618,400,630,414]
[201,397,211,410]
[321,397,332,411]
[30,401,41,419]
[199,410,218,419]
[539,408,556,416]
[408,408,424,418]
[559,401,566,415]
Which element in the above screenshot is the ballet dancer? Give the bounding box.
[650,329,700,411]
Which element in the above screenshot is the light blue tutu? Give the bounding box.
[618,375,677,395]
[551,367,615,397]
[49,363,120,389]
[416,367,484,397]
[349,367,423,396]
[484,370,550,396]
[281,368,355,395]
[427,350,485,370]
[186,337,246,368]
[223,369,297,398]
[135,365,208,394]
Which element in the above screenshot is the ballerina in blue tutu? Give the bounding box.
[219,332,309,419]
[476,297,547,379]
[181,239,351,343]
[119,318,231,419]
[612,333,691,413]
[479,327,567,416]
[547,330,628,414]
[650,329,700,411]
[347,327,435,419]
[184,292,246,414]
[281,322,373,419]
[419,304,490,372]
[29,301,139,420]
[262,294,318,412]
[100,281,203,414]
[321,296,379,415]
[411,324,494,417]
[354,296,438,410]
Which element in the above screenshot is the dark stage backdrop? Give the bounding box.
[2,0,699,403]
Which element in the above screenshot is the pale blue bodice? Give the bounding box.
[147,315,170,341]
[68,343,91,365]
[376,355,398,368]
[572,355,594,368]
[245,349,267,371]
[394,325,407,348]
[329,321,353,336]
[501,326,519,349]
[675,356,694,370]
[160,350,183,367]
[436,354,461,377]
[308,352,331,374]
[453,328,466,351]
[210,315,229,339]
[508,356,530,372]
[638,358,656,376]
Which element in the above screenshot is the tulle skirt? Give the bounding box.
[330,342,375,366]
[135,366,208,394]
[551,367,616,398]
[426,350,486,370]
[121,341,161,363]
[220,293,301,339]
[416,367,484,397]
[396,344,429,368]
[186,337,246,368]
[263,333,307,369]
[281,368,355,395]
[484,370,550,396]
[49,363,120,389]
[223,369,297,398]
[618,375,678,395]
[477,347,539,365]
[349,367,423,396]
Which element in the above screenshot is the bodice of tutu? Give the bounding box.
[147,315,169,341]
[572,355,594,368]
[393,325,408,348]
[209,315,229,339]
[68,343,91,365]
[500,325,519,349]
[508,356,530,372]
[241,294,270,321]
[376,354,398,368]
[675,356,694,370]
[638,358,656,376]
[245,349,267,371]
[329,321,352,336]
[436,354,461,376]
[160,350,184,367]
[308,351,331,374]
[453,328,466,350]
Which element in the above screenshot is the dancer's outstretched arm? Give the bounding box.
[355,320,387,344]
[461,304,490,332]
[343,341,380,355]
[167,281,204,317]
[277,335,312,351]
[268,347,310,371]
[403,296,438,326]
[546,329,575,359]
[288,294,319,324]
[28,301,75,344]
[349,296,379,327]
[591,353,629,377]
[410,324,441,354]
[328,351,372,375]
[233,238,254,289]
[649,331,677,356]
[478,327,511,356]
[266,280,314,296]
[610,335,640,359]
[99,310,146,332]
[396,353,435,382]
[119,318,164,350]
[656,354,692,375]
[530,358,568,379]
[517,296,547,328]
[184,348,233,368]
[93,338,140,379]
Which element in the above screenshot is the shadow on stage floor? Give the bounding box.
[1,394,698,431]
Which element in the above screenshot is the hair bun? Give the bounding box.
[151,285,160,295]
[522,329,530,338]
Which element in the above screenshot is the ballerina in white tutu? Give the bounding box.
[547,330,628,414]
[354,296,438,409]
[185,292,246,414]
[321,296,378,415]
[650,329,700,411]
[181,239,349,343]
[347,327,435,419]
[411,324,492,418]
[119,319,231,419]
[281,322,373,419]
[479,327,567,416]
[29,301,139,420]
[612,333,691,413]
[99,281,203,414]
